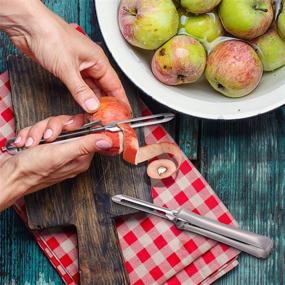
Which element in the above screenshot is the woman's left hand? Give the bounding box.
[0,137,113,212]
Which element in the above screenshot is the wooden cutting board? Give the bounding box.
[8,55,152,285]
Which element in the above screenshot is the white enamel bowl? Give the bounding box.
[95,0,285,120]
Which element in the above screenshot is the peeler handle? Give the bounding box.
[176,209,273,259]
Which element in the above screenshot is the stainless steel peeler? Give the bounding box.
[112,195,273,259]
[1,113,175,155]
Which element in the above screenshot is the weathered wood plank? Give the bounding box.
[200,110,285,285]
[0,208,63,284]
[0,33,18,73]
[44,0,79,23]
[178,115,199,161]
[79,0,98,39]
[140,93,178,138]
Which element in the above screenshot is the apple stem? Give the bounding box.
[123,7,137,16]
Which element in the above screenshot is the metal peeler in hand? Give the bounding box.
[112,195,273,259]
[1,113,175,155]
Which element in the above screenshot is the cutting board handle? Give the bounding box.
[74,188,129,285]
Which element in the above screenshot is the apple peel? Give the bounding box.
[88,97,181,180]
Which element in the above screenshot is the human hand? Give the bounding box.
[0,115,112,211]
[0,0,129,113]
[14,114,87,148]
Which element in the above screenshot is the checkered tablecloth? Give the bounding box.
[0,24,240,284]
[0,70,239,285]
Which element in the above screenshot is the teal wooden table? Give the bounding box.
[0,1,284,284]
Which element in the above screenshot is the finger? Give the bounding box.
[43,115,85,142]
[83,77,105,98]
[86,58,130,108]
[16,132,108,181]
[42,133,113,166]
[81,44,130,107]
[62,114,86,132]
[15,126,33,148]
[60,68,100,113]
[24,118,51,147]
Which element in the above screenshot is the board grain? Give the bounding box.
[8,55,152,285]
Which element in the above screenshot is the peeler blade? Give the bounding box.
[104,113,175,132]
[112,195,177,221]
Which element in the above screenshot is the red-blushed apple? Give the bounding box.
[151,35,206,86]
[219,0,273,40]
[118,0,179,50]
[205,41,263,98]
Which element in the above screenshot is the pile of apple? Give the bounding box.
[118,0,285,98]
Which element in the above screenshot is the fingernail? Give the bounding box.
[44,129,53,139]
[64,119,74,126]
[25,137,34,147]
[96,139,112,150]
[85,98,99,112]
[14,137,21,144]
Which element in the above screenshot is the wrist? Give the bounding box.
[0,157,28,211]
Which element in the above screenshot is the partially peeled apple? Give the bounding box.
[87,97,181,179]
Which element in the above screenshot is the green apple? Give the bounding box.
[219,0,274,40]
[151,35,206,85]
[180,13,224,43]
[251,27,285,71]
[118,0,179,50]
[181,0,222,14]
[277,0,285,39]
[205,41,263,98]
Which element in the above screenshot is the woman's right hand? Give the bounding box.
[0,114,112,212]
[0,0,129,113]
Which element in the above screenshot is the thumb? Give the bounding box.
[57,134,113,161]
[60,69,100,113]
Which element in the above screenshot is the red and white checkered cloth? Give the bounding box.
[0,24,240,284]
[0,70,239,285]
